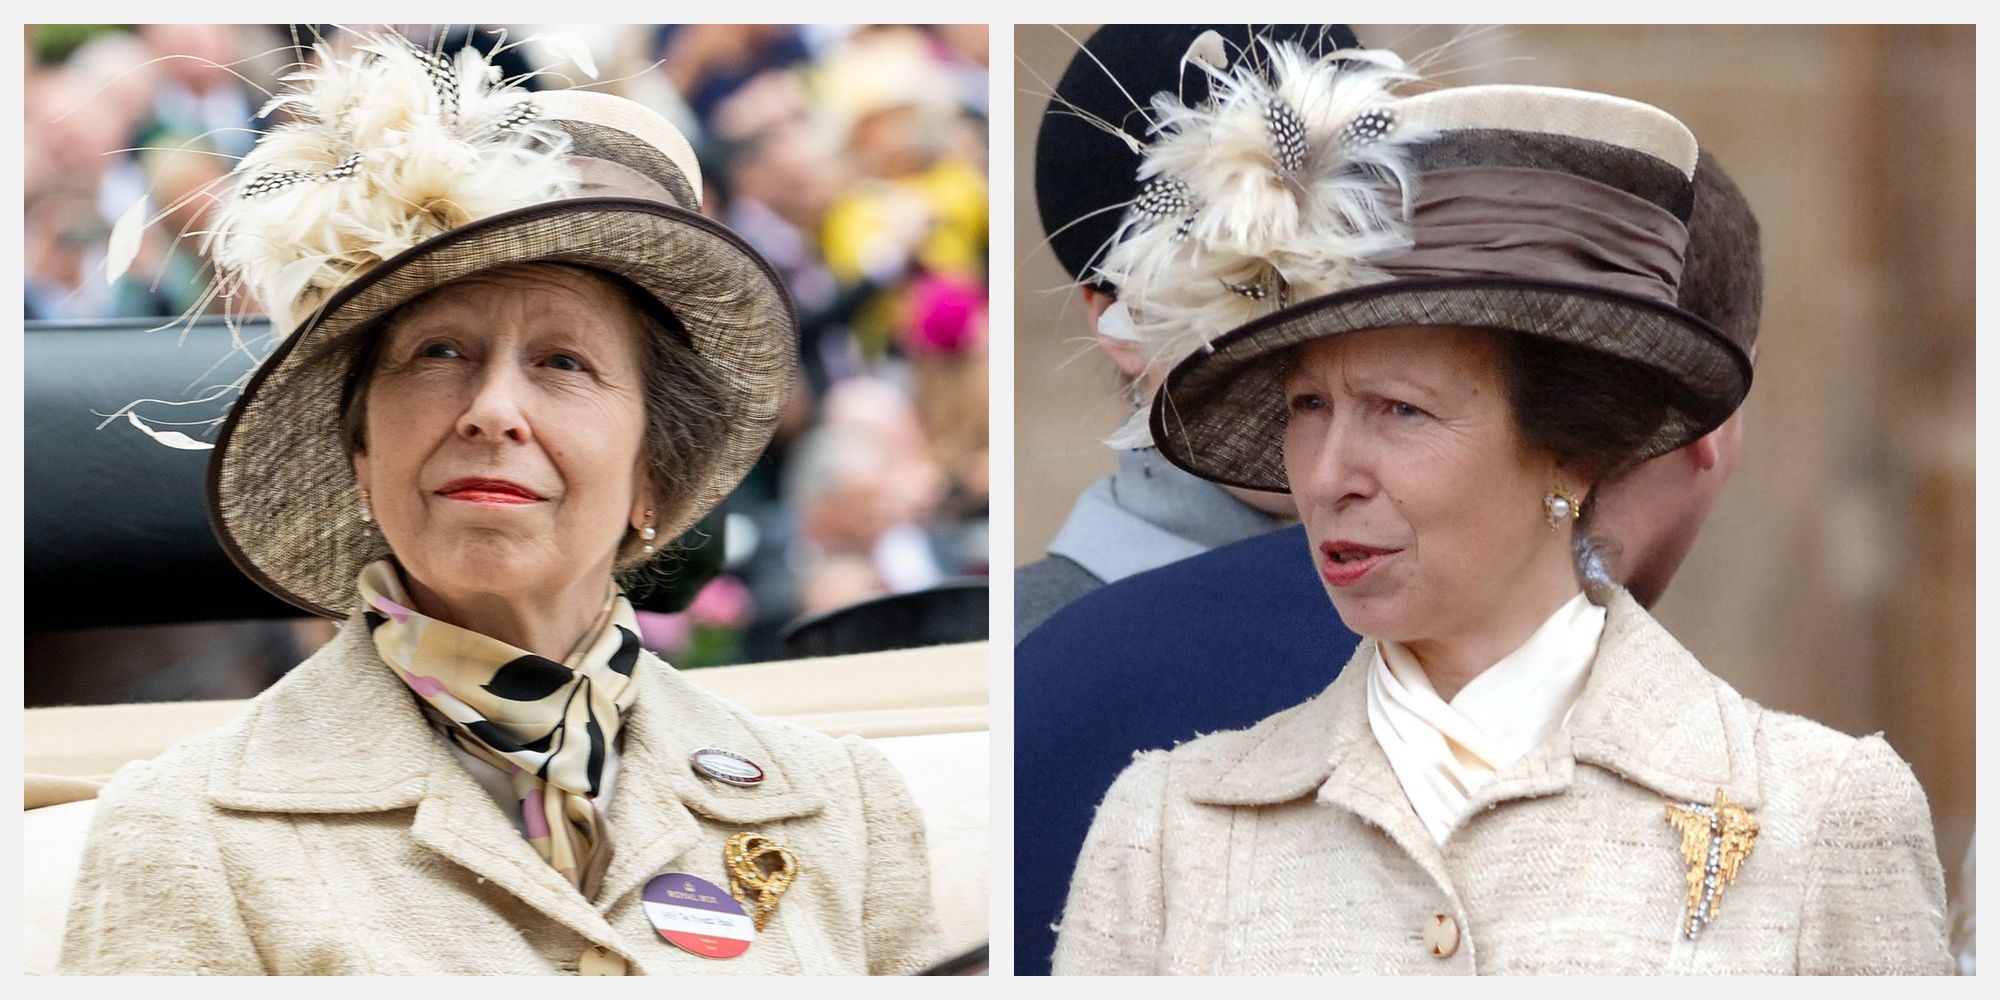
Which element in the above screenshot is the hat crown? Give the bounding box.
[533,88,704,208]
[1398,84,1697,178]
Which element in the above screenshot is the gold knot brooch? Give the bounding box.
[725,832,800,932]
[1665,789,1758,940]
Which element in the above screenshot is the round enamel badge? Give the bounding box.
[642,872,755,959]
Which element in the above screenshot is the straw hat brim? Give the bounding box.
[1150,275,1753,492]
[208,197,797,619]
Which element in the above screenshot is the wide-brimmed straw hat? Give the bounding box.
[1128,71,1752,491]
[202,33,796,618]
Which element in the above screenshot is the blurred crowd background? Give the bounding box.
[25,24,989,698]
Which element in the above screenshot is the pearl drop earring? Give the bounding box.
[640,509,658,555]
[359,489,373,524]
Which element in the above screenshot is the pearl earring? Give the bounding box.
[639,509,658,555]
[1543,485,1582,530]
[359,489,373,524]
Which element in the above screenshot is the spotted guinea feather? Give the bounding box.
[1095,41,1428,376]
[209,31,577,335]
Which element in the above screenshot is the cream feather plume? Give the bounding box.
[208,32,578,335]
[1094,40,1428,393]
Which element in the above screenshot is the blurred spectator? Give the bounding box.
[816,27,989,360]
[112,144,235,321]
[716,73,855,394]
[903,275,991,552]
[24,189,114,321]
[657,25,812,126]
[135,24,259,159]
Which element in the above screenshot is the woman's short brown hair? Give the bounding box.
[1496,334,1676,487]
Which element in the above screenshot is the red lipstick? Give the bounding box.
[436,478,544,505]
[1319,540,1399,587]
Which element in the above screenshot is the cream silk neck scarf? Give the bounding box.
[359,560,642,898]
[1364,591,1606,844]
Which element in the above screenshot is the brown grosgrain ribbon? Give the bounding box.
[1378,166,1691,305]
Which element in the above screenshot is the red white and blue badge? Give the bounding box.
[642,872,755,959]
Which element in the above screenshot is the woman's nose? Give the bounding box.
[1296,415,1377,509]
[455,363,532,443]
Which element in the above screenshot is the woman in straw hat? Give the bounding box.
[1050,36,1949,975]
[60,31,941,975]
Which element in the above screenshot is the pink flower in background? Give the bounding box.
[687,575,754,629]
[635,610,691,653]
[904,273,984,355]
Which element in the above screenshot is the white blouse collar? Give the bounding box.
[1366,591,1607,843]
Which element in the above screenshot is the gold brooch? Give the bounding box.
[724,832,800,932]
[1665,789,1758,939]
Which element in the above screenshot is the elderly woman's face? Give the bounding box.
[352,266,650,611]
[1282,326,1570,644]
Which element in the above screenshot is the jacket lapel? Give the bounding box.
[1562,590,1764,810]
[592,651,831,912]
[1421,590,1764,819]
[406,760,620,946]
[1175,591,1763,882]
[208,617,621,949]
[1183,644,1456,898]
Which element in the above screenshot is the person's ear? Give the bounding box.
[1084,287,1147,378]
[629,481,656,533]
[1097,331,1147,378]
[1687,427,1722,473]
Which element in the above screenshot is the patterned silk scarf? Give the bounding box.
[358,560,642,898]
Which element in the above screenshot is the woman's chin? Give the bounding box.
[1325,591,1410,641]
[395,538,560,605]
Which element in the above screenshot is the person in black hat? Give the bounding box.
[1046,36,1946,973]
[1016,25,1370,640]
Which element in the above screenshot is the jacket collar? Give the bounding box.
[205,613,830,971]
[207,614,829,818]
[1182,588,1763,814]
[1563,588,1763,810]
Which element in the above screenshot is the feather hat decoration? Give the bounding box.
[209,33,579,334]
[1089,38,1428,447]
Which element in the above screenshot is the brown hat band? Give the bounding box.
[1376,166,1690,306]
[568,155,684,209]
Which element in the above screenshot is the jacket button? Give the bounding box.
[1423,912,1460,959]
[580,944,627,976]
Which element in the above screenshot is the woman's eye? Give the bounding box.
[417,341,460,359]
[545,353,585,373]
[1387,400,1427,419]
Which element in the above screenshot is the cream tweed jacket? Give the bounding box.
[60,615,944,975]
[1052,590,1950,975]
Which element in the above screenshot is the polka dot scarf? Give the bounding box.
[359,560,642,898]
